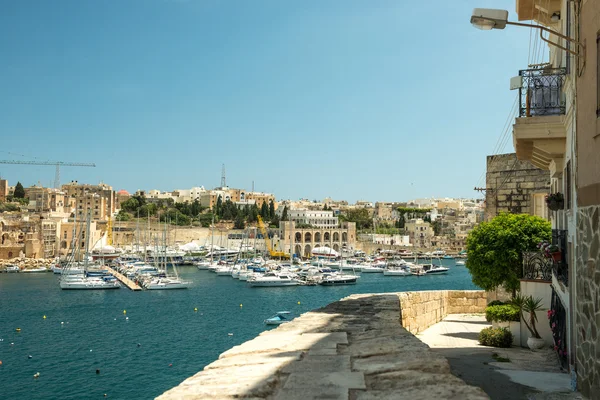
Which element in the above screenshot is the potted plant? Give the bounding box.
[512,294,545,350]
[545,193,564,211]
[538,241,561,262]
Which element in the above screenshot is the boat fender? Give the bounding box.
[297,301,301,305]
[90,349,93,352]
[61,322,64,325]
[0,360,3,365]
[33,372,40,378]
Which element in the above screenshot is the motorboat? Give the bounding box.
[22,267,49,273]
[421,264,449,274]
[264,311,292,325]
[5,265,20,273]
[248,273,301,287]
[410,265,426,276]
[455,260,466,266]
[358,265,385,273]
[319,273,359,286]
[383,265,411,276]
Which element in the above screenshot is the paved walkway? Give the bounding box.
[418,315,582,400]
[157,294,488,399]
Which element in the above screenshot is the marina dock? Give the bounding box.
[106,266,142,291]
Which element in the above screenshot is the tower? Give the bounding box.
[221,164,226,188]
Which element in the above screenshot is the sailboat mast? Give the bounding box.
[84,209,91,269]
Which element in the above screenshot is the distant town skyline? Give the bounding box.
[1,1,530,203]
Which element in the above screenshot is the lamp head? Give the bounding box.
[471,8,509,30]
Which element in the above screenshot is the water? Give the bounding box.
[0,261,477,399]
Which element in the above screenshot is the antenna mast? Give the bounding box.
[221,164,226,188]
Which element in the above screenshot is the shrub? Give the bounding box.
[479,327,513,348]
[487,300,505,307]
[485,304,520,322]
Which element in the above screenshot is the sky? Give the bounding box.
[0,0,538,203]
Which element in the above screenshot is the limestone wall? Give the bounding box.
[485,153,550,221]
[398,290,486,334]
[575,205,600,397]
[157,292,488,400]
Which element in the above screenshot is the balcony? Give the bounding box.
[516,0,562,26]
[513,68,567,173]
[552,229,568,287]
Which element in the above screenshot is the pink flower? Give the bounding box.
[554,345,558,351]
[552,322,556,329]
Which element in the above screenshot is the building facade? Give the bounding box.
[62,181,115,221]
[284,210,339,228]
[0,179,8,201]
[485,153,551,221]
[278,220,356,258]
[404,218,434,248]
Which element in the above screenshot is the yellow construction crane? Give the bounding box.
[0,160,96,189]
[257,215,289,258]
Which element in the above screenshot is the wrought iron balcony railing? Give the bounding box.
[522,251,552,281]
[552,229,568,286]
[518,68,566,117]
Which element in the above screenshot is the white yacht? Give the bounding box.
[319,273,359,286]
[421,264,449,274]
[60,275,120,290]
[5,265,20,273]
[248,272,301,287]
[383,265,411,276]
[145,277,190,290]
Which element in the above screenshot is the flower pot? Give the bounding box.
[547,199,564,211]
[527,337,545,350]
[551,251,562,262]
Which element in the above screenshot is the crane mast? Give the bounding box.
[0,160,96,188]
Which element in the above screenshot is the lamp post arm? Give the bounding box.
[505,21,583,56]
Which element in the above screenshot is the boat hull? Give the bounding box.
[248,281,300,287]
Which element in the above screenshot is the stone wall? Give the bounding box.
[157,292,488,400]
[398,290,487,334]
[485,153,550,221]
[575,205,600,397]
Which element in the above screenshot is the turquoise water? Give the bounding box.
[0,261,477,399]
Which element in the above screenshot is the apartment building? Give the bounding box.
[62,181,115,221]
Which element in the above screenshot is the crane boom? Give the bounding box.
[0,160,96,188]
[257,215,289,259]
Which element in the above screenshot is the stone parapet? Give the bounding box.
[398,290,486,334]
[157,291,488,400]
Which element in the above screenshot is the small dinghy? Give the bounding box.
[264,311,292,325]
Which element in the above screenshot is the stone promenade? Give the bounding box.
[157,293,488,399]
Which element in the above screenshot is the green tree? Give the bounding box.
[281,205,288,221]
[340,208,373,230]
[13,182,25,199]
[120,197,140,213]
[234,214,245,229]
[269,215,280,228]
[269,200,275,219]
[215,195,223,217]
[432,220,441,235]
[115,211,132,221]
[466,213,551,296]
[260,202,269,219]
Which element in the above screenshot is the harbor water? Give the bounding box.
[0,261,478,399]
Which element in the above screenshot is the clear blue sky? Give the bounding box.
[0,0,534,203]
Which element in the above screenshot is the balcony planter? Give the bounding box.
[545,193,564,211]
[551,251,562,263]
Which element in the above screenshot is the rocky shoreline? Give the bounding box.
[0,258,56,272]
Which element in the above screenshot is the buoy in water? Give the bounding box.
[168,363,172,367]
[123,310,126,314]
[297,301,301,305]
[43,315,46,319]
[125,317,129,320]
[96,369,100,374]
[0,360,3,366]
[28,355,32,359]
[239,304,243,307]
[33,372,40,378]
[61,322,64,325]
[90,349,93,352]
[194,307,198,312]
[15,328,21,332]
[228,333,233,336]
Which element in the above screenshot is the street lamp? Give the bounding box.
[470,8,585,58]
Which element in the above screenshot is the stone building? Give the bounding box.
[0,179,8,201]
[0,215,43,259]
[62,181,115,221]
[573,1,600,395]
[404,218,434,248]
[484,153,550,221]
[24,186,70,214]
[278,220,356,258]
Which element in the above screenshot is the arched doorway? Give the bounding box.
[304,232,312,242]
[8,251,13,258]
[333,244,339,252]
[314,232,321,242]
[61,241,68,249]
[342,232,348,242]
[324,232,330,241]
[304,244,312,258]
[333,232,339,242]
[294,244,302,257]
[295,232,302,242]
